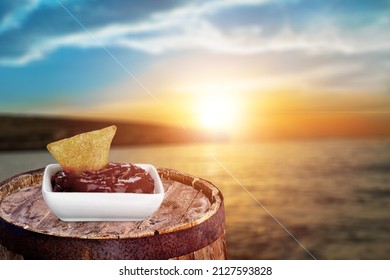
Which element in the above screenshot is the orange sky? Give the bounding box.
[58,89,390,141]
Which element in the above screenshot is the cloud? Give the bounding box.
[0,0,188,65]
[0,0,389,67]
[0,0,40,34]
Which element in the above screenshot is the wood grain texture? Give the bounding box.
[0,167,227,260]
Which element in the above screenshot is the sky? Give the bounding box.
[0,0,389,139]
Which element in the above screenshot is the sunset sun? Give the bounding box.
[197,95,239,132]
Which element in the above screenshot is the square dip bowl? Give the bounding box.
[42,163,164,222]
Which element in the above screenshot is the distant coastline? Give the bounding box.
[2,113,390,151]
[0,114,225,151]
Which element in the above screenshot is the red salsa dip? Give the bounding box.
[51,162,155,193]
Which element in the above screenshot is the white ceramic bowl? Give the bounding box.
[42,163,164,222]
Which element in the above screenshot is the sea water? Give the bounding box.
[1,137,389,259]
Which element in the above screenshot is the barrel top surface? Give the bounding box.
[0,167,223,240]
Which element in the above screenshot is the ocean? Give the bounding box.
[1,137,389,259]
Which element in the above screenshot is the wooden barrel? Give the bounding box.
[0,167,227,260]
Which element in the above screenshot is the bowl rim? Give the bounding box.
[42,163,164,196]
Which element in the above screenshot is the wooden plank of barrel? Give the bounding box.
[0,167,227,260]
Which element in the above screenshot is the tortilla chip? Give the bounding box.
[47,125,117,174]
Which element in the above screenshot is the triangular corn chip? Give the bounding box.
[47,125,117,174]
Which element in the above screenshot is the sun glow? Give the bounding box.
[197,94,239,132]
